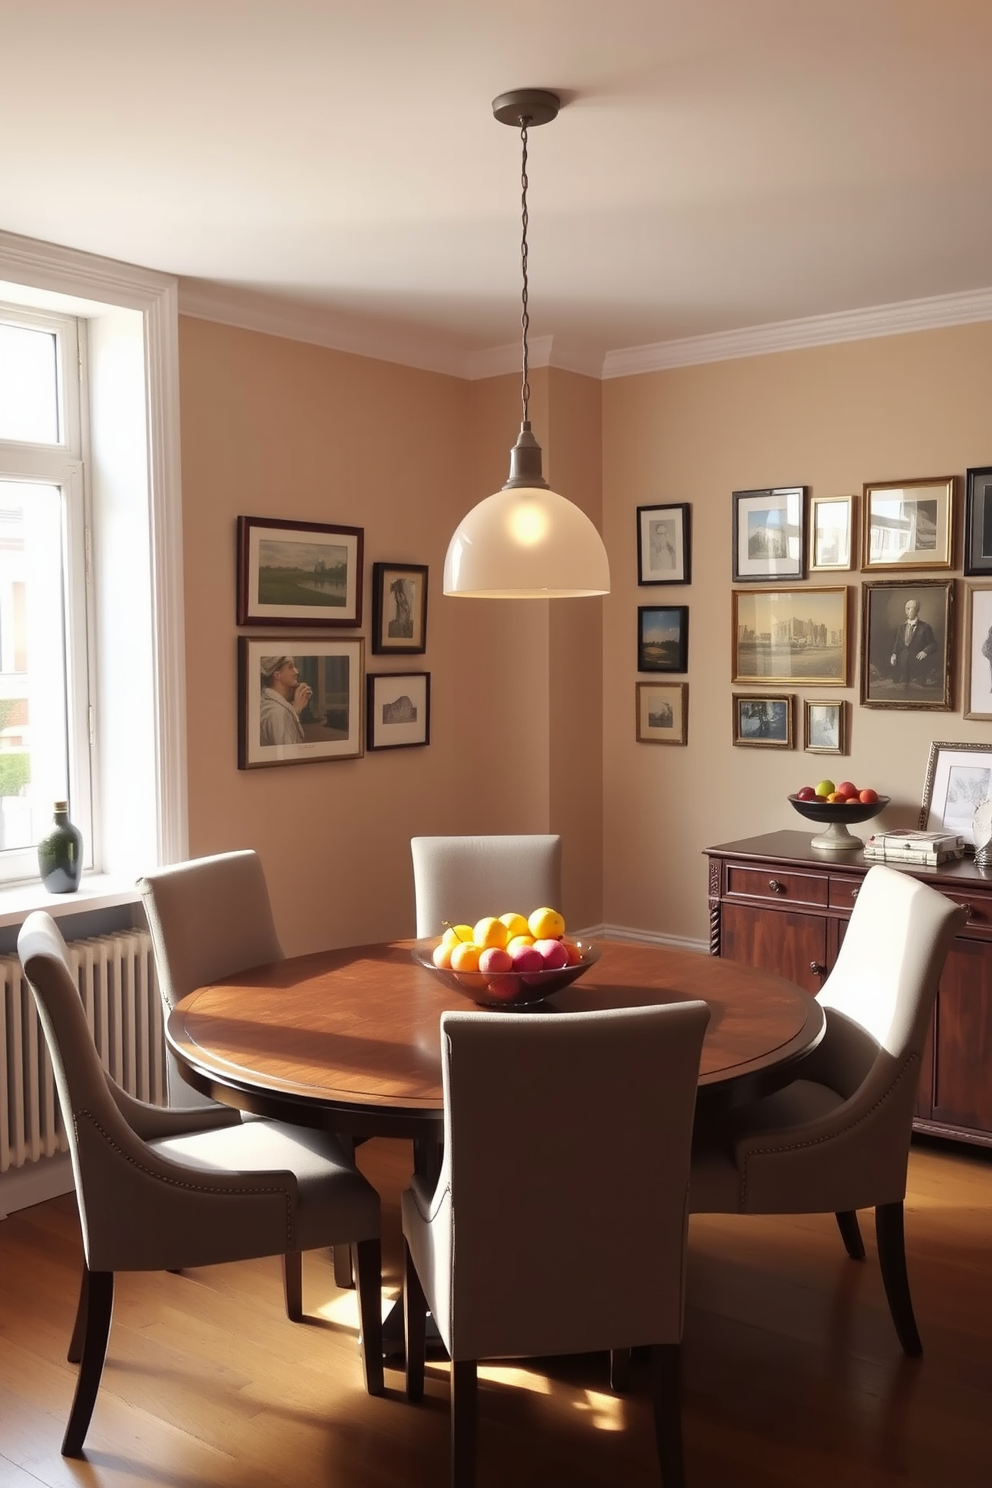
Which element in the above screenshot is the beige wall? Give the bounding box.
[602,321,992,944]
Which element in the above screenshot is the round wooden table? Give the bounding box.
[167,938,824,1142]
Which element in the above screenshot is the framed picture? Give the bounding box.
[733,693,794,749]
[860,579,954,710]
[732,487,806,582]
[862,477,954,571]
[637,503,690,585]
[732,587,849,685]
[803,699,846,755]
[636,681,688,745]
[964,466,992,575]
[963,585,992,720]
[637,605,688,672]
[809,495,856,572]
[237,516,363,627]
[367,671,430,750]
[920,741,992,846]
[238,637,364,769]
[371,562,428,654]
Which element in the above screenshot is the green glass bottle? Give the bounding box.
[38,800,83,894]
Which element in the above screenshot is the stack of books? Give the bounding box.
[863,829,965,865]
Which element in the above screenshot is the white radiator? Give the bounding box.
[1,930,165,1174]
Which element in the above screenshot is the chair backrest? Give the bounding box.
[433,1000,709,1361]
[138,850,284,1109]
[410,834,562,937]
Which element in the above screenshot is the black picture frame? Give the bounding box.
[637,605,688,673]
[371,562,428,654]
[860,579,954,710]
[732,487,806,583]
[964,466,992,575]
[366,671,430,750]
[636,503,691,585]
[236,515,364,627]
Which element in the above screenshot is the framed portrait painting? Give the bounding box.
[366,671,430,750]
[636,681,688,744]
[238,637,364,768]
[732,487,806,582]
[731,587,848,685]
[371,562,428,654]
[637,503,691,585]
[732,693,794,749]
[862,477,954,571]
[637,605,688,672]
[920,741,992,846]
[860,580,953,710]
[803,699,846,755]
[963,584,992,721]
[237,516,364,626]
[964,466,992,576]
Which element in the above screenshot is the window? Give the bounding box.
[0,306,91,884]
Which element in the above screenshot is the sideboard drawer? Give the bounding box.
[944,891,992,939]
[828,876,862,910]
[724,863,829,909]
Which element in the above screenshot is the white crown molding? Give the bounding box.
[602,286,992,378]
[464,335,603,381]
[0,229,174,310]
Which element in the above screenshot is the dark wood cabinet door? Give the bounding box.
[931,939,992,1134]
[720,903,827,996]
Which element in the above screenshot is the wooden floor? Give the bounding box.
[1,1136,990,1488]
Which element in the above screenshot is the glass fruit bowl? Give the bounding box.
[788,793,889,850]
[411,937,601,1009]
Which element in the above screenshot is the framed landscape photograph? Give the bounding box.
[637,605,688,672]
[732,587,848,685]
[862,477,954,571]
[732,486,806,582]
[371,562,428,654]
[809,494,855,572]
[860,579,953,710]
[964,466,992,575]
[238,637,364,769]
[636,681,688,745]
[804,699,846,755]
[920,741,992,846]
[366,671,430,750]
[237,516,363,626]
[963,584,992,721]
[733,693,794,749]
[637,503,691,585]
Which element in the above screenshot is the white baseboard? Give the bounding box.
[0,1154,74,1220]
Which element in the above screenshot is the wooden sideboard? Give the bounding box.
[706,830,992,1149]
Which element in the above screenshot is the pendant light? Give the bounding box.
[443,89,611,599]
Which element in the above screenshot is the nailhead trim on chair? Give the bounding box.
[76,1110,297,1246]
[738,1055,918,1210]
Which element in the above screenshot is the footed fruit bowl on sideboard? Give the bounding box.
[411,937,601,1009]
[788,793,889,850]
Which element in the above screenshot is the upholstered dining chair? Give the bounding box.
[17,911,384,1459]
[402,1001,710,1488]
[410,833,562,937]
[689,863,967,1356]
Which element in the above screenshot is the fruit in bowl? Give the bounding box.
[788,784,890,849]
[413,906,599,1007]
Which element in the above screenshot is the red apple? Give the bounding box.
[859,787,879,804]
[795,786,816,801]
[835,781,858,799]
[478,947,512,974]
[509,944,543,976]
[533,938,570,971]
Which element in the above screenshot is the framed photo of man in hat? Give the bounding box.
[238,637,364,767]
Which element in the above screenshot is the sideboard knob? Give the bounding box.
[768,879,785,893]
[810,962,826,976]
[850,887,859,900]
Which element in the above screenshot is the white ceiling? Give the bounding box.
[4,0,992,376]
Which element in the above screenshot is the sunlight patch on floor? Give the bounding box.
[574,1389,626,1432]
[477,1363,551,1395]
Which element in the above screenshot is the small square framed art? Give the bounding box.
[637,605,688,672]
[803,699,846,755]
[636,682,688,744]
[732,694,794,748]
[732,487,806,582]
[636,503,691,585]
[366,671,430,749]
[862,477,954,571]
[371,562,428,654]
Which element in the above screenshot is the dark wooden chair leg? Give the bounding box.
[404,1241,427,1401]
[876,1201,922,1356]
[651,1343,685,1488]
[333,1243,355,1289]
[451,1359,477,1488]
[609,1346,631,1393]
[835,1209,866,1260]
[354,1238,384,1396]
[67,1265,87,1364]
[62,1269,114,1457]
[283,1251,303,1321]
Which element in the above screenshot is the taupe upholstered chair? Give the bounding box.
[410,834,562,937]
[690,864,967,1356]
[17,912,384,1459]
[402,1001,710,1488]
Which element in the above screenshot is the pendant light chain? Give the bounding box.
[519,119,531,424]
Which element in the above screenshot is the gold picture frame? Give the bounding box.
[636,682,688,744]
[732,693,794,749]
[862,477,955,571]
[809,495,855,572]
[732,587,849,685]
[803,699,846,755]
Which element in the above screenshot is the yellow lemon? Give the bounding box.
[528,906,565,940]
[473,916,509,951]
[441,924,474,951]
[499,911,531,941]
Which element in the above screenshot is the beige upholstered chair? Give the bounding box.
[402,1001,710,1488]
[690,864,967,1356]
[410,834,562,937]
[17,911,384,1459]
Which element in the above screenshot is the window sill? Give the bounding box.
[0,874,141,930]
